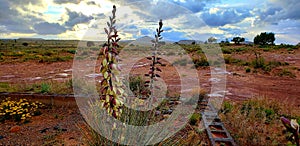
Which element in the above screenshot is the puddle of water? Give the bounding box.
[53,78,69,81]
[181,88,193,93]
[132,63,149,69]
[207,93,223,97]
[64,69,73,72]
[209,78,221,83]
[47,71,55,74]
[56,73,69,78]
[29,77,42,81]
[212,67,231,75]
[85,73,102,78]
[1,75,16,78]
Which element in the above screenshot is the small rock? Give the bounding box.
[9,125,21,133]
[39,128,50,133]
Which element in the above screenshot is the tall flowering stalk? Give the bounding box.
[99,5,124,118]
[281,117,299,146]
[144,19,165,108]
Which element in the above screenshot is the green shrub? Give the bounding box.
[38,55,72,63]
[67,49,76,54]
[22,42,29,46]
[193,56,209,67]
[0,52,3,60]
[43,51,55,56]
[250,57,289,72]
[221,101,233,114]
[221,48,232,54]
[196,49,204,54]
[240,61,250,66]
[129,75,150,98]
[181,44,202,53]
[264,108,275,123]
[41,83,51,93]
[245,67,251,73]
[189,113,201,126]
[235,47,246,52]
[252,56,265,69]
[277,69,296,78]
[224,55,241,64]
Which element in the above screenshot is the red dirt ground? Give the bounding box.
[0,48,299,145]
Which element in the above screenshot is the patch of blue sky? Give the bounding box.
[44,5,65,15]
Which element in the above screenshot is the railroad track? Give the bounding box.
[200,99,237,146]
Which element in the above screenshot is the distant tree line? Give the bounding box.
[231,37,245,45]
[221,32,276,46]
[254,32,275,45]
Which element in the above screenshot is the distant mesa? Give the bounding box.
[130,36,154,46]
[176,40,196,45]
[129,36,174,47]
[18,38,44,41]
[241,41,254,45]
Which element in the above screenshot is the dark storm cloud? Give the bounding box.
[256,6,282,23]
[8,0,43,6]
[64,8,94,28]
[34,22,67,35]
[275,0,300,20]
[53,0,82,4]
[255,0,300,25]
[107,0,142,5]
[86,1,97,5]
[0,0,38,34]
[201,8,251,27]
[171,0,206,13]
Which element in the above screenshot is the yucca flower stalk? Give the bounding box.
[99,5,124,119]
[281,116,299,146]
[144,19,165,108]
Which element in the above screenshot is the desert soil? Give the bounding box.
[0,48,299,145]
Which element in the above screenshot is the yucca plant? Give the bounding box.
[281,116,299,146]
[99,5,124,119]
[144,19,165,109]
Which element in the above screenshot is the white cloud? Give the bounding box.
[209,8,220,14]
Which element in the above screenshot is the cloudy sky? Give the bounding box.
[0,0,299,44]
